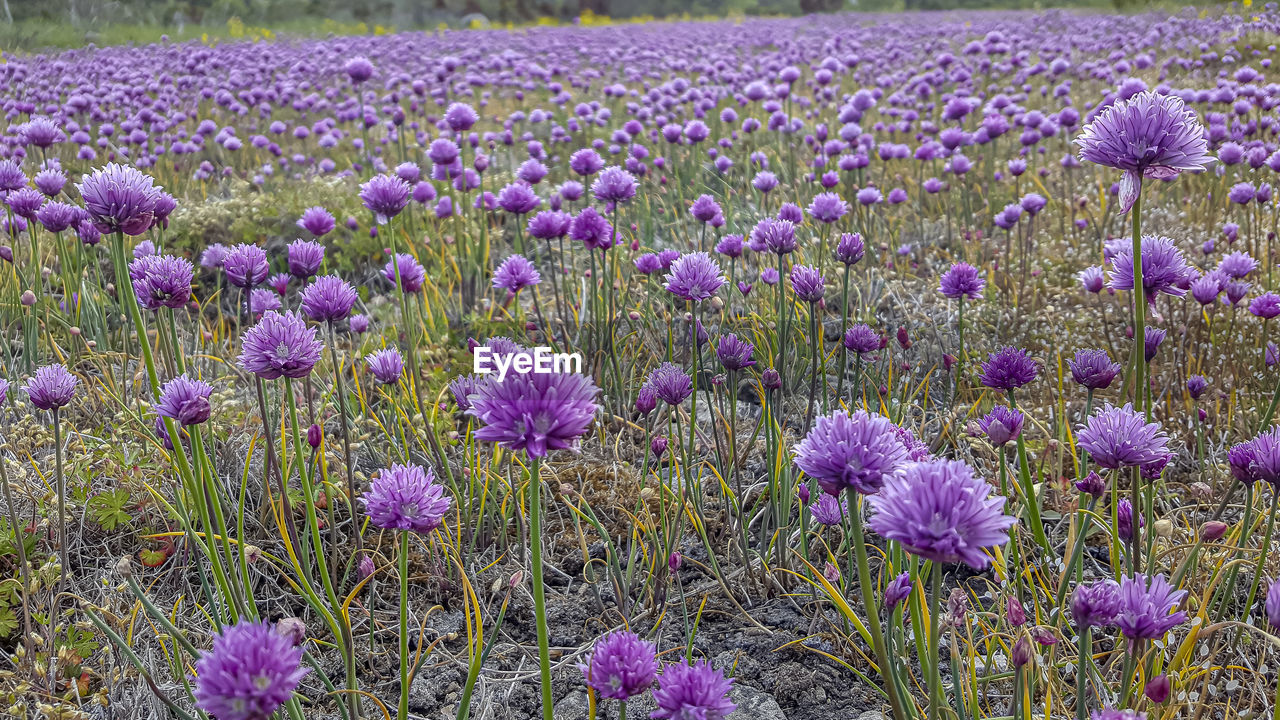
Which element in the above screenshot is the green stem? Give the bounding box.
[1128,192,1146,570]
[848,492,909,720]
[1242,491,1280,625]
[928,560,943,720]
[1076,626,1091,720]
[530,456,554,720]
[398,530,410,720]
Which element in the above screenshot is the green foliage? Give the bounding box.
[87,488,133,531]
[0,0,1143,52]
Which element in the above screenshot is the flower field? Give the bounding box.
[2,6,1280,720]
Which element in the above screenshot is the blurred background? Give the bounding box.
[0,0,1168,51]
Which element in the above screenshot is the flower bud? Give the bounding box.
[275,617,307,646]
[651,436,668,461]
[797,483,811,506]
[1011,635,1033,668]
[358,554,375,580]
[669,552,683,574]
[20,290,35,307]
[1075,471,1106,500]
[1145,674,1170,704]
[307,423,322,449]
[823,561,841,583]
[1006,596,1026,627]
[1200,520,1228,542]
[761,368,782,390]
[1030,625,1058,646]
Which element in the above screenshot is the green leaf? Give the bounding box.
[88,489,133,532]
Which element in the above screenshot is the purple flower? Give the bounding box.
[751,217,797,255]
[1108,235,1193,304]
[383,253,426,293]
[592,166,637,204]
[635,254,662,274]
[1250,292,1280,320]
[194,620,309,720]
[1218,251,1259,279]
[7,187,44,219]
[223,244,269,289]
[366,348,404,385]
[238,311,323,380]
[690,195,722,223]
[1069,349,1121,390]
[569,148,605,177]
[835,232,865,265]
[570,206,614,250]
[1266,578,1280,629]
[25,364,78,410]
[445,102,479,132]
[527,210,572,239]
[578,631,657,701]
[249,289,283,314]
[298,206,336,237]
[156,374,213,426]
[884,571,912,611]
[20,116,64,148]
[715,334,756,371]
[1091,710,1146,720]
[808,192,849,223]
[1250,426,1280,485]
[427,138,460,166]
[35,201,78,233]
[714,234,744,259]
[1117,497,1144,541]
[77,163,163,236]
[979,346,1037,391]
[300,275,357,323]
[650,659,736,720]
[752,171,779,193]
[1115,573,1188,641]
[843,324,881,355]
[645,362,693,406]
[1076,91,1211,213]
[1144,327,1166,362]
[497,182,541,215]
[978,406,1023,447]
[665,252,725,303]
[344,56,374,83]
[1190,274,1221,305]
[1079,266,1105,293]
[939,262,984,300]
[349,314,369,334]
[1076,403,1170,470]
[201,244,230,270]
[492,254,541,294]
[793,410,909,496]
[130,254,193,311]
[1186,374,1209,400]
[1229,181,1255,205]
[790,264,825,303]
[1071,579,1121,629]
[360,174,411,223]
[468,370,599,458]
[808,492,846,526]
[287,240,325,279]
[869,459,1013,569]
[362,463,451,534]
